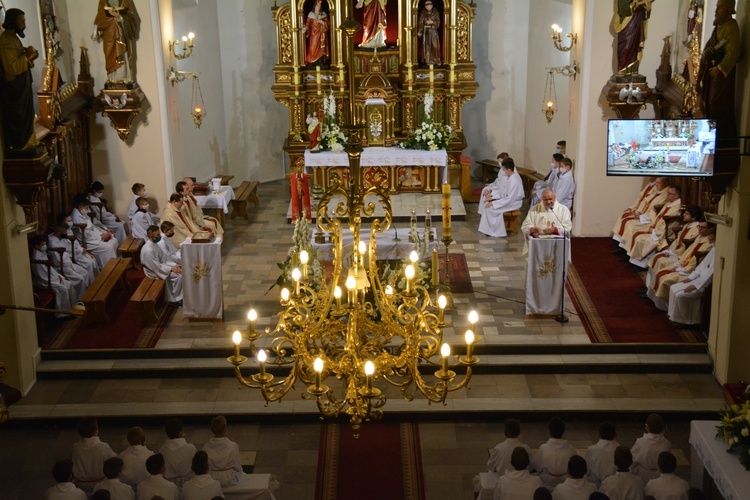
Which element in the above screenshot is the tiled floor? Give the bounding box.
[1,179,724,499]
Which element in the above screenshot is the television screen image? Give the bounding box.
[607,119,715,177]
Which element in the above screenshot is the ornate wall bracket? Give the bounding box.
[2,151,57,224]
[602,78,652,119]
[97,84,146,141]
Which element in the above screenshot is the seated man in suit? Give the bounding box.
[161,193,198,247]
[179,177,224,236]
[668,244,716,325]
[478,157,525,238]
[140,225,183,306]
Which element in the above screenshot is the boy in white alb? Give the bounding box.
[45,459,87,500]
[118,426,154,488]
[631,414,671,485]
[136,453,180,500]
[599,446,645,500]
[203,415,244,487]
[493,447,542,500]
[532,417,577,491]
[159,418,197,488]
[93,457,135,500]
[130,197,157,240]
[71,417,117,495]
[551,455,597,499]
[488,419,532,476]
[644,452,689,500]
[584,422,619,488]
[181,451,223,500]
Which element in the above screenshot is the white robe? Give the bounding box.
[479,174,508,216]
[48,233,94,292]
[127,194,139,222]
[668,246,715,325]
[44,482,88,500]
[487,438,532,475]
[119,444,154,488]
[644,473,689,500]
[553,170,575,210]
[65,228,100,278]
[158,233,182,265]
[71,436,117,494]
[531,438,576,491]
[31,249,74,316]
[599,471,644,500]
[520,201,573,255]
[531,165,558,206]
[584,439,619,487]
[131,210,156,240]
[552,477,597,499]
[140,241,182,302]
[159,438,197,488]
[136,474,180,500]
[493,469,542,500]
[181,474,223,500]
[630,433,671,485]
[203,436,244,487]
[88,194,128,243]
[93,478,136,500]
[478,172,524,238]
[72,208,119,268]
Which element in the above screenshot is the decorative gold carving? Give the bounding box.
[405,100,414,130]
[459,71,473,80]
[98,85,146,142]
[456,11,470,61]
[192,259,211,283]
[277,73,291,82]
[280,9,293,64]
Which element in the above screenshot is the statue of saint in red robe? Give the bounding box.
[355,0,387,49]
[304,1,330,66]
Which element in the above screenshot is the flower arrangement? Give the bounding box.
[627,152,665,170]
[716,385,750,470]
[400,91,454,151]
[319,91,348,153]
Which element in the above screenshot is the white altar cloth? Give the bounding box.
[194,185,235,214]
[304,147,448,183]
[476,472,498,500]
[689,420,750,499]
[312,227,437,262]
[525,236,571,316]
[181,237,223,320]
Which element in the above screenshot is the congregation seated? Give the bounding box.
[531,417,576,491]
[140,225,183,307]
[87,181,128,244]
[668,244,716,326]
[137,453,180,500]
[71,417,117,494]
[620,185,682,259]
[644,452,689,499]
[159,418,197,488]
[488,418,532,475]
[162,193,198,247]
[631,414,672,485]
[612,177,667,243]
[551,455,597,499]
[46,459,87,500]
[478,157,525,238]
[93,457,135,500]
[583,422,619,488]
[72,195,119,268]
[118,426,154,488]
[493,447,542,500]
[48,217,94,299]
[181,450,223,500]
[552,158,575,211]
[530,152,565,206]
[130,197,159,240]
[634,205,703,270]
[30,235,75,318]
[178,178,224,236]
[158,221,182,264]
[599,446,644,500]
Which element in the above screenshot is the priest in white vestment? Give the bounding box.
[553,158,575,210]
[520,190,572,255]
[140,226,183,305]
[71,418,117,494]
[668,245,715,325]
[71,198,119,268]
[624,187,682,262]
[203,415,244,487]
[478,159,524,238]
[531,153,565,206]
[613,177,666,241]
[30,237,75,317]
[180,177,224,236]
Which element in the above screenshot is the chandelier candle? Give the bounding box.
[299,250,309,278]
[442,182,451,240]
[464,330,475,361]
[364,361,374,392]
[257,349,267,378]
[440,343,450,374]
[405,264,415,294]
[438,294,447,325]
[334,285,342,309]
[292,268,302,296]
[232,331,242,359]
[247,309,258,338]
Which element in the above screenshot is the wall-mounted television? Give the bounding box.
[607,119,715,177]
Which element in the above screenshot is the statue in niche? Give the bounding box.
[613,0,654,76]
[0,8,40,151]
[303,0,330,68]
[307,111,322,152]
[355,0,387,49]
[418,0,442,66]
[92,0,140,85]
[697,0,740,142]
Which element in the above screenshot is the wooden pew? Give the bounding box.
[80,257,132,325]
[118,236,145,270]
[230,181,260,220]
[503,210,522,234]
[129,277,166,326]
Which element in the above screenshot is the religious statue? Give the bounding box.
[307,111,322,151]
[303,0,330,67]
[355,0,387,49]
[92,0,140,84]
[613,0,653,76]
[697,0,740,142]
[0,8,40,151]
[418,1,442,66]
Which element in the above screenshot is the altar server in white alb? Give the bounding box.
[30,236,75,317]
[478,152,509,216]
[668,244,716,325]
[118,426,154,488]
[530,152,565,206]
[87,181,128,243]
[140,226,183,306]
[520,189,572,255]
[478,157,525,238]
[47,219,91,302]
[60,214,100,280]
[203,415,244,487]
[71,195,119,268]
[158,221,182,264]
[131,197,159,240]
[553,158,575,210]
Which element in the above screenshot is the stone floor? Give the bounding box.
[1,179,725,499]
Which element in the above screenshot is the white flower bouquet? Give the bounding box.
[320,91,348,153]
[400,91,454,151]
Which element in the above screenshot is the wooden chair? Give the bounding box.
[230,181,260,220]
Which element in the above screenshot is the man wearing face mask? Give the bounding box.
[531,153,565,206]
[56,214,100,281]
[87,181,128,243]
[553,158,575,210]
[521,189,572,255]
[30,235,75,317]
[158,221,182,265]
[131,197,158,239]
[140,225,183,306]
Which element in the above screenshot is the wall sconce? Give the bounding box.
[542,70,557,124]
[169,32,195,60]
[551,24,577,52]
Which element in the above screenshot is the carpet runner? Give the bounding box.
[43,269,175,349]
[315,423,425,500]
[567,237,703,343]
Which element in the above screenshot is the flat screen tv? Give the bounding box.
[607,118,715,177]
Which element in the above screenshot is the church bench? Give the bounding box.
[516,167,545,200]
[503,210,521,234]
[459,155,479,203]
[213,174,235,186]
[118,236,144,270]
[81,257,132,325]
[477,158,499,183]
[230,181,260,220]
[129,277,165,326]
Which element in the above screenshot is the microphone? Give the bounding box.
[546,206,567,238]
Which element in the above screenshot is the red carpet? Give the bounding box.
[568,237,702,343]
[315,423,425,500]
[43,269,175,349]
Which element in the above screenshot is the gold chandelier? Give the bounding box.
[228,8,477,436]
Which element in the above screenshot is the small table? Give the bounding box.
[181,237,223,321]
[690,420,750,499]
[312,227,438,262]
[525,236,571,317]
[194,185,235,226]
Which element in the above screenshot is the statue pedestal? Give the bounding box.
[2,150,56,225]
[602,77,652,119]
[97,84,146,141]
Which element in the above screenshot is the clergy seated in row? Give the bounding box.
[130,197,159,240]
[72,195,120,268]
[479,152,510,205]
[162,193,198,247]
[487,419,532,476]
[583,422,619,488]
[179,177,224,236]
[493,448,542,500]
[30,236,76,318]
[478,158,524,238]
[632,205,703,270]
[46,459,88,500]
[644,452,689,499]
[87,181,128,244]
[71,417,117,495]
[612,177,667,242]
[598,447,644,500]
[159,221,182,264]
[93,457,135,500]
[182,451,223,500]
[530,153,565,206]
[551,456,597,499]
[645,223,715,311]
[119,426,154,488]
[622,186,683,264]
[159,418,197,488]
[140,226,183,307]
[45,221,90,304]
[531,417,576,491]
[630,413,672,485]
[49,215,99,285]
[137,453,181,500]
[553,158,575,211]
[520,190,573,255]
[668,244,716,326]
[127,182,161,226]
